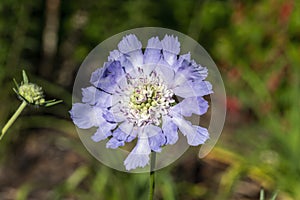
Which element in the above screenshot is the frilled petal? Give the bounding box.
[124,133,151,171]
[144,37,162,65]
[91,122,116,142]
[120,121,136,142]
[118,34,142,53]
[154,64,175,87]
[161,35,180,66]
[111,121,135,143]
[173,52,191,71]
[112,128,126,141]
[82,86,98,105]
[69,103,103,129]
[144,124,162,138]
[149,132,166,152]
[142,64,157,77]
[172,96,209,117]
[119,120,133,134]
[174,52,191,68]
[172,117,209,146]
[142,124,164,152]
[162,116,178,145]
[106,137,125,149]
[90,65,113,92]
[187,125,209,146]
[109,49,136,75]
[118,34,143,68]
[173,80,213,98]
[107,104,127,122]
[90,61,125,93]
[95,91,112,108]
[123,57,138,76]
[108,49,123,61]
[82,85,112,108]
[172,60,208,87]
[190,60,208,79]
[104,61,124,81]
[90,67,104,87]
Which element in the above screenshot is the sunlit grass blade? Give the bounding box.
[260,189,265,200]
[270,191,278,200]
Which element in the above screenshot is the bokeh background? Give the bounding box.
[0,0,299,199]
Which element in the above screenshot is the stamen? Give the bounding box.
[119,70,175,127]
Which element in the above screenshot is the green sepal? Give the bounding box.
[12,88,19,95]
[13,78,19,89]
[22,70,29,84]
[44,99,63,107]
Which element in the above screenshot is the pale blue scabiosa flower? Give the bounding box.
[70,34,213,170]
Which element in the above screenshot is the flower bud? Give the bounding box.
[18,83,45,105]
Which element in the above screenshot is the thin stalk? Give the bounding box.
[148,151,156,200]
[1,101,27,140]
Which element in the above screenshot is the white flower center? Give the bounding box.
[122,69,175,127]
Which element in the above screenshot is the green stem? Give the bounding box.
[1,101,27,140]
[148,151,156,200]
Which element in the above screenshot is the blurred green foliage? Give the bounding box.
[0,0,299,199]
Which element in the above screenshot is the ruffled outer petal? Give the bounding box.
[119,121,136,142]
[143,124,162,138]
[124,130,151,171]
[119,121,133,135]
[107,104,127,122]
[118,34,143,68]
[171,116,209,146]
[90,67,104,87]
[95,92,112,108]
[154,64,175,87]
[162,116,178,145]
[149,133,166,152]
[91,122,116,142]
[109,49,136,75]
[82,86,98,105]
[144,36,162,65]
[173,52,191,72]
[187,125,209,146]
[143,124,164,152]
[110,121,135,143]
[90,61,125,93]
[69,103,103,129]
[173,80,213,98]
[108,49,123,61]
[161,35,180,66]
[82,86,113,108]
[172,96,209,117]
[106,137,125,149]
[173,59,208,87]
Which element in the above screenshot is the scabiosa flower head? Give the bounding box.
[70,34,213,171]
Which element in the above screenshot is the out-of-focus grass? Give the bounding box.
[206,0,300,199]
[260,189,278,200]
